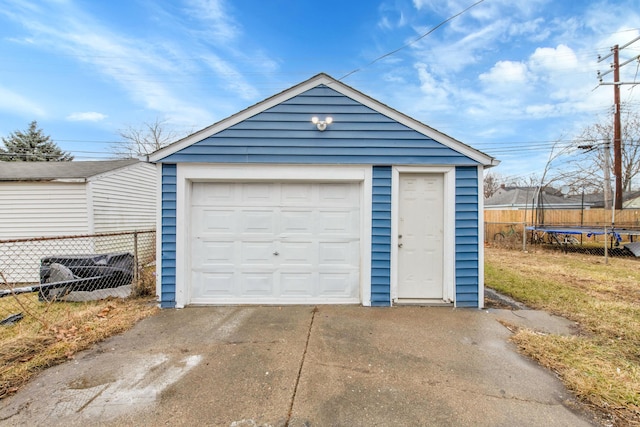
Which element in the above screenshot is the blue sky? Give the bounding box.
[0,0,639,182]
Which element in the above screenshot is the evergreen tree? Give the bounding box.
[0,121,73,161]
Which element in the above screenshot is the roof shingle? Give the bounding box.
[0,160,142,181]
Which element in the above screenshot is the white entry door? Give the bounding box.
[189,181,361,304]
[397,173,444,300]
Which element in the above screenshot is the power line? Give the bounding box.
[339,0,486,80]
[597,35,640,208]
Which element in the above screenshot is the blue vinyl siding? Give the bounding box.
[371,166,392,306]
[159,86,477,166]
[161,164,177,308]
[155,78,489,308]
[455,166,480,307]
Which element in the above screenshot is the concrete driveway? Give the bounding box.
[0,306,596,426]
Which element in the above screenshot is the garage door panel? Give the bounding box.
[195,209,236,234]
[280,273,314,296]
[318,242,356,265]
[192,271,235,298]
[317,210,359,236]
[241,183,276,205]
[281,183,315,204]
[279,241,314,265]
[195,240,235,266]
[241,242,275,264]
[239,210,275,234]
[280,210,315,234]
[192,182,236,205]
[241,272,274,295]
[319,183,357,205]
[318,273,357,296]
[190,181,360,304]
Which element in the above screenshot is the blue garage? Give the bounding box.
[149,73,498,308]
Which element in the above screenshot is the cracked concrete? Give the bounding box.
[484,288,580,336]
[0,306,598,426]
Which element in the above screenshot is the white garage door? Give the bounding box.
[190,181,361,304]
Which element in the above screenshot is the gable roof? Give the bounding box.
[149,73,498,167]
[486,186,585,209]
[0,159,142,182]
[583,190,640,208]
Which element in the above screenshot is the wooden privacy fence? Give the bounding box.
[484,209,640,248]
[485,208,640,228]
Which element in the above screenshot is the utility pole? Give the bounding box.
[597,36,640,210]
[603,141,612,211]
[612,45,622,210]
[579,143,612,210]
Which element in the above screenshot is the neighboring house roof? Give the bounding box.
[624,191,640,209]
[486,186,585,209]
[0,159,142,182]
[584,191,640,209]
[149,73,499,167]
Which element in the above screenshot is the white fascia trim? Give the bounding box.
[85,181,95,235]
[361,167,373,306]
[174,163,373,308]
[390,166,456,305]
[321,82,497,167]
[155,164,163,304]
[180,163,369,181]
[149,73,498,167]
[53,178,86,183]
[150,75,336,162]
[85,162,150,183]
[477,165,485,309]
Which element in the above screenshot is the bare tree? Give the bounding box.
[564,108,640,193]
[483,172,545,198]
[483,172,502,198]
[536,137,575,189]
[112,118,179,158]
[507,174,541,188]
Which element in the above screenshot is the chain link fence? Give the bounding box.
[0,230,156,325]
[486,221,640,259]
[0,230,157,399]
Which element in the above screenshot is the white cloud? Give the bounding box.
[201,53,259,100]
[412,20,509,75]
[479,60,529,86]
[525,104,557,117]
[0,1,220,125]
[371,0,639,181]
[411,0,455,14]
[0,86,46,117]
[528,44,578,74]
[378,16,392,30]
[508,17,549,41]
[414,63,451,108]
[411,0,429,11]
[377,2,408,30]
[66,112,107,122]
[184,0,239,41]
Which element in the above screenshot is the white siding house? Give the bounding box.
[0,160,156,238]
[0,181,89,238]
[0,160,156,282]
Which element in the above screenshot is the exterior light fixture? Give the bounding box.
[311,116,333,131]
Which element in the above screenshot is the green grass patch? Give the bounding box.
[486,248,640,425]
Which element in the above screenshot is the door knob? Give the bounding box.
[273,251,279,256]
[398,243,403,248]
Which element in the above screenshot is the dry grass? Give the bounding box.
[0,293,158,399]
[486,247,640,426]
